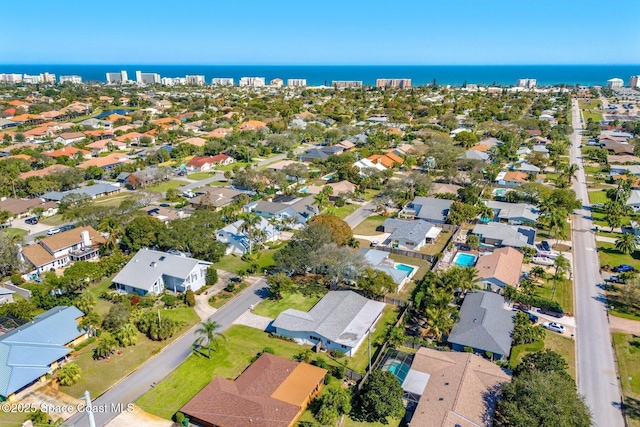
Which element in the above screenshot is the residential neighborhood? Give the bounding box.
[0,67,636,427]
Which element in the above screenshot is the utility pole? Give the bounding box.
[83,390,96,427]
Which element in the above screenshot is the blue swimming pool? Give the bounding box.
[453,253,478,267]
[396,264,415,276]
[385,361,411,383]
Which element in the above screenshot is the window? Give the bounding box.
[341,345,347,349]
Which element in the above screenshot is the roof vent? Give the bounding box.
[135,259,139,263]
[438,397,444,401]
[150,261,157,267]
[159,256,165,261]
[445,382,449,386]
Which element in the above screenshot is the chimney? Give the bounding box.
[81,230,91,247]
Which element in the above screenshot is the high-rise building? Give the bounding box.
[186,75,206,85]
[106,71,128,84]
[376,78,411,88]
[0,73,22,83]
[161,77,186,86]
[516,78,536,88]
[40,72,56,83]
[287,79,307,87]
[629,75,640,89]
[59,75,82,84]
[211,77,234,86]
[332,81,363,89]
[135,71,161,85]
[239,77,265,87]
[607,78,624,88]
[22,74,42,84]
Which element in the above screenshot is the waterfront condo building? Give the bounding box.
[376,78,411,88]
[287,78,307,87]
[607,78,624,88]
[0,73,22,83]
[239,77,265,87]
[332,80,363,89]
[59,75,82,84]
[516,78,536,88]
[629,75,640,88]
[161,77,186,86]
[211,77,234,86]
[186,75,206,85]
[136,71,161,85]
[106,70,128,84]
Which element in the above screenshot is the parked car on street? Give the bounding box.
[47,228,61,235]
[612,264,635,273]
[542,322,565,334]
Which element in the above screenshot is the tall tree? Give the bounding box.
[354,371,404,423]
[615,232,637,255]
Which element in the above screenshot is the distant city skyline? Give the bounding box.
[1,0,639,65]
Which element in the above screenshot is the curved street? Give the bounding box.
[66,278,269,427]
[570,99,625,426]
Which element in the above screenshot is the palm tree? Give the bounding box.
[194,320,226,358]
[98,217,122,253]
[239,212,262,255]
[314,193,329,210]
[423,306,454,341]
[476,203,494,222]
[615,232,637,255]
[545,208,568,244]
[553,253,571,277]
[57,363,82,386]
[559,164,579,187]
[115,323,138,347]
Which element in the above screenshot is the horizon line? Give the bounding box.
[1,63,639,67]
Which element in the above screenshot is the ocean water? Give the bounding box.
[0,64,638,87]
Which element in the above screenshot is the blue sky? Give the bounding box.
[2,0,639,65]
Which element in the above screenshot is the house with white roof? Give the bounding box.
[484,200,539,225]
[627,190,640,212]
[358,248,415,290]
[381,218,442,250]
[353,158,386,173]
[216,218,279,255]
[272,290,385,356]
[0,306,87,402]
[112,249,211,295]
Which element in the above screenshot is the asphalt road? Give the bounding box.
[570,99,625,427]
[66,278,269,427]
[177,173,226,192]
[344,202,376,228]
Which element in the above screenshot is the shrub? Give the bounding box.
[329,349,345,359]
[185,289,195,307]
[161,293,177,307]
[331,364,345,379]
[206,266,218,286]
[314,357,328,369]
[174,412,185,424]
[225,282,235,293]
[262,347,274,354]
[463,346,474,353]
[10,273,24,285]
[131,295,141,306]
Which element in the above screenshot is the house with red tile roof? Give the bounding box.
[181,353,326,427]
[19,164,71,180]
[205,127,233,139]
[186,154,234,171]
[78,153,130,170]
[85,139,127,155]
[239,120,267,132]
[367,152,404,168]
[46,146,91,160]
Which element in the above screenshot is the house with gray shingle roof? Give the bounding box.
[0,306,86,401]
[381,218,442,250]
[41,183,121,202]
[400,197,453,224]
[272,290,385,356]
[447,291,515,360]
[484,200,539,225]
[244,195,318,228]
[472,222,536,249]
[112,249,211,295]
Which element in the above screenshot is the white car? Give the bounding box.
[542,322,565,334]
[47,228,61,236]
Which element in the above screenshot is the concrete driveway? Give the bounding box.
[19,384,82,421]
[104,405,172,427]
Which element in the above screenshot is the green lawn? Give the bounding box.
[210,248,279,274]
[87,276,116,316]
[510,330,575,379]
[349,306,399,373]
[533,276,574,315]
[146,179,188,193]
[362,189,381,201]
[418,229,452,256]
[187,172,215,180]
[597,242,640,270]
[136,325,340,420]
[39,214,66,226]
[252,292,321,318]
[216,161,249,172]
[329,203,360,219]
[298,408,402,427]
[579,99,602,109]
[352,215,386,235]
[92,193,134,208]
[536,221,572,243]
[2,228,27,239]
[613,333,640,427]
[588,190,610,205]
[583,110,603,123]
[63,307,199,399]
